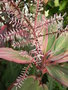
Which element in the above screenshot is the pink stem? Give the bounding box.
[33,0,40,54]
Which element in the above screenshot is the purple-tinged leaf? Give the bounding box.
[42,15,48,53]
[49,51,68,64]
[0,48,33,64]
[43,26,48,53]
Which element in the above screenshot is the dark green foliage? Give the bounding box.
[0,60,23,90]
[45,0,68,27]
[47,75,67,90]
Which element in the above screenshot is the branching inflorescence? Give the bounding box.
[0,0,68,90]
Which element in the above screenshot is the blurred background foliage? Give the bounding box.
[18,0,68,27]
[44,0,68,27]
[0,0,68,90]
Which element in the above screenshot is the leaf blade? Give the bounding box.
[46,64,68,87]
[11,76,48,90]
[0,48,33,64]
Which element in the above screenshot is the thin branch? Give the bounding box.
[29,28,68,40]
[38,29,68,37]
[32,0,40,54]
[35,18,63,30]
[8,0,21,15]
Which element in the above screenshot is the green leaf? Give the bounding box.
[46,22,58,52]
[11,76,48,90]
[46,64,68,87]
[54,0,59,7]
[0,48,33,64]
[53,33,68,55]
[59,1,67,11]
